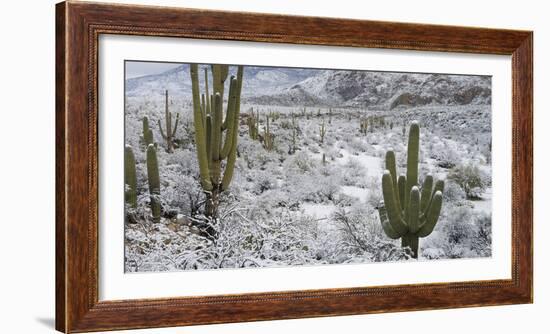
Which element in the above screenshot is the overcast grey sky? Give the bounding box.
[125,61,182,79]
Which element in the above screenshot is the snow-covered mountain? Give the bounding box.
[126,64,491,109]
[126,64,316,99]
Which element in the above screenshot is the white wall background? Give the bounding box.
[0,0,545,333]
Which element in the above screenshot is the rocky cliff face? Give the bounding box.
[245,70,491,109]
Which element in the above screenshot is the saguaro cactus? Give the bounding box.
[190,64,243,221]
[158,90,180,153]
[290,114,298,154]
[124,145,137,208]
[359,118,368,135]
[319,119,327,143]
[263,115,274,151]
[378,122,444,258]
[146,144,161,223]
[142,116,154,146]
[247,109,259,140]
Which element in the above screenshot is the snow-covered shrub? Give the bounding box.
[448,162,490,199]
[165,149,197,176]
[365,177,382,208]
[252,171,278,195]
[442,207,476,245]
[470,212,492,257]
[284,151,315,174]
[316,176,340,202]
[290,173,340,203]
[309,145,321,154]
[443,180,466,202]
[332,205,411,262]
[430,139,460,169]
[348,137,370,154]
[279,119,293,129]
[422,247,446,260]
[161,174,202,216]
[325,145,343,161]
[341,158,368,187]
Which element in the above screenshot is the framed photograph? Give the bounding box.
[56,1,532,332]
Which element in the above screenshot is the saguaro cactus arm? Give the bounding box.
[405,121,419,208]
[171,113,180,137]
[204,67,210,116]
[408,186,421,234]
[190,64,213,191]
[220,65,243,190]
[417,191,443,237]
[158,119,166,139]
[220,77,238,159]
[420,175,434,213]
[209,93,223,184]
[381,171,408,235]
[385,150,401,213]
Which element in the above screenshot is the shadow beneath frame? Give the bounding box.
[35,317,55,329]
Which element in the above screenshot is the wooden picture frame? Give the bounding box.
[56,1,533,332]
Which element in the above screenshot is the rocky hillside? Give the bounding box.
[126,63,491,110]
[246,71,491,109]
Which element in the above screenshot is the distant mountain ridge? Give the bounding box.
[126,64,491,109]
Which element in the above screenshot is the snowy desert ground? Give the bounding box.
[124,63,492,273]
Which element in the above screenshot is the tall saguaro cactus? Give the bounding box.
[190,64,244,221]
[146,144,161,223]
[378,122,444,258]
[124,145,137,208]
[158,90,180,153]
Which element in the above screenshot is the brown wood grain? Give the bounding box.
[55,1,533,332]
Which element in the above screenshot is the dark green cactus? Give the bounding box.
[378,122,444,258]
[359,118,368,135]
[328,108,332,124]
[158,90,179,153]
[191,64,243,220]
[146,144,161,223]
[143,116,154,146]
[124,145,137,208]
[263,115,274,151]
[319,119,327,144]
[247,108,259,140]
[268,110,280,122]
